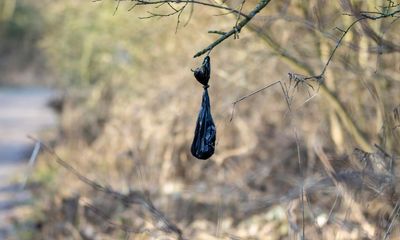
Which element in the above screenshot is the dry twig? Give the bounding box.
[28,137,184,239]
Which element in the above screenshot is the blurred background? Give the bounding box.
[0,0,400,239]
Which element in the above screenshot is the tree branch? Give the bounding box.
[100,0,251,19]
[29,137,183,239]
[193,0,272,58]
[245,24,373,151]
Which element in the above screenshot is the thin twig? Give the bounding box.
[230,80,288,122]
[294,129,305,240]
[245,21,372,151]
[311,16,366,79]
[234,0,246,39]
[114,0,121,15]
[118,0,250,18]
[208,30,227,35]
[28,136,183,239]
[315,6,400,78]
[21,141,41,190]
[384,200,400,240]
[183,0,194,27]
[83,200,151,234]
[327,192,340,223]
[193,0,272,57]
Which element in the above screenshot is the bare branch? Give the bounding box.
[243,21,373,151]
[318,17,365,77]
[108,0,250,18]
[233,0,246,39]
[230,79,293,122]
[208,30,227,35]
[28,137,183,239]
[193,0,272,58]
[310,6,400,79]
[83,201,152,234]
[21,141,41,190]
[114,0,121,15]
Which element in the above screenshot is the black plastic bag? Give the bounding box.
[191,56,216,160]
[193,56,211,86]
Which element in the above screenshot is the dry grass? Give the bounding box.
[14,0,400,239]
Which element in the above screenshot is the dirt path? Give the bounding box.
[0,87,57,239]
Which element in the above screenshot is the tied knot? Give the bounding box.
[203,85,209,89]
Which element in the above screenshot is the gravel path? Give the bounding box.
[0,87,57,239]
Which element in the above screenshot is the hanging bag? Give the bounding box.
[191,56,216,160]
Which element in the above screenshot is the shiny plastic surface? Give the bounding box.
[191,56,216,160]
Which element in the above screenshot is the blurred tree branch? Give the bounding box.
[342,0,400,53]
[100,0,400,151]
[244,22,373,151]
[31,137,184,239]
[238,3,400,151]
[96,0,272,57]
[193,0,272,58]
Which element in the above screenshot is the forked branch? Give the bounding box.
[193,0,272,58]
